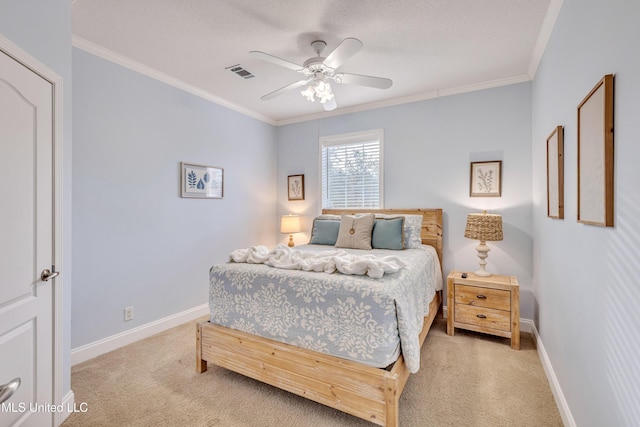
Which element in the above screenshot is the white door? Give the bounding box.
[0,48,56,426]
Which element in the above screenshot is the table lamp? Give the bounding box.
[464,211,503,277]
[280,214,302,247]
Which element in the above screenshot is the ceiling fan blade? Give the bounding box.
[250,51,303,72]
[323,38,363,69]
[334,73,393,89]
[322,98,337,111]
[261,79,310,100]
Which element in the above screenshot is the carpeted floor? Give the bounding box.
[63,316,563,426]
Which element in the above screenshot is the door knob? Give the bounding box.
[0,378,21,404]
[41,269,60,282]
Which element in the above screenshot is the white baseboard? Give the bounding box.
[519,318,533,333]
[71,304,575,426]
[54,390,74,426]
[530,322,577,427]
[70,303,209,366]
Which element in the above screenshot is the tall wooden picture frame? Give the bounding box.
[577,74,614,227]
[547,126,564,219]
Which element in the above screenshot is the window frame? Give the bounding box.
[318,128,384,209]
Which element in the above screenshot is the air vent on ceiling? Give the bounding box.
[226,64,255,79]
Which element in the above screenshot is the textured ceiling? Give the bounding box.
[72,0,555,125]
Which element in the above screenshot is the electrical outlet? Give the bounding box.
[124,306,134,322]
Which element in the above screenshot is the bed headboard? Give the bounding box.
[322,208,443,269]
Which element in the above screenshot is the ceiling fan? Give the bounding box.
[250,38,393,111]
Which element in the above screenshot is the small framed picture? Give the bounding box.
[287,174,305,201]
[470,161,502,197]
[180,162,223,199]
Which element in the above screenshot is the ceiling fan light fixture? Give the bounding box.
[301,79,334,104]
[301,85,316,102]
[253,37,391,110]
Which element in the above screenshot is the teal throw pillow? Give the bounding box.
[309,219,340,245]
[372,217,405,250]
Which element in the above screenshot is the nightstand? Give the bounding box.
[447,270,520,350]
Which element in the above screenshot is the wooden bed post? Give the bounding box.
[383,373,400,427]
[196,322,207,373]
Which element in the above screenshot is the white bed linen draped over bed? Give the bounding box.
[229,244,407,278]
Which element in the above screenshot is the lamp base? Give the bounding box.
[288,234,295,247]
[474,241,493,277]
[474,269,492,277]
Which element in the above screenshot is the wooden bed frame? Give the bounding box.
[196,208,443,426]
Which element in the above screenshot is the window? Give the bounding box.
[320,129,383,209]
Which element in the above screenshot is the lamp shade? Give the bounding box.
[280,215,302,234]
[464,212,503,242]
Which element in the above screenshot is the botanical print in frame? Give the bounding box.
[288,174,305,201]
[470,161,502,197]
[577,74,614,227]
[180,162,223,198]
[547,126,564,219]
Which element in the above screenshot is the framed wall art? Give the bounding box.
[180,162,224,199]
[547,126,564,219]
[577,74,614,226]
[287,174,305,201]
[470,161,502,197]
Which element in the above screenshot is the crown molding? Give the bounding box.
[276,74,532,126]
[528,0,564,78]
[72,35,276,126]
[73,34,541,128]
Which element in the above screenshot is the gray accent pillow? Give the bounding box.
[335,213,375,250]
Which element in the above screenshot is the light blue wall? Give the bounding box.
[532,0,640,425]
[276,83,534,318]
[7,2,638,424]
[0,0,73,397]
[72,48,277,347]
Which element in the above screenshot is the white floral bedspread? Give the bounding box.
[209,244,442,373]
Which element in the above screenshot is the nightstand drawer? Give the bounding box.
[454,284,510,311]
[454,304,511,332]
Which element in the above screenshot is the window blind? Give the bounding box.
[321,131,382,209]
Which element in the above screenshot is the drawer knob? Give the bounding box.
[477,295,487,299]
[476,314,487,319]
